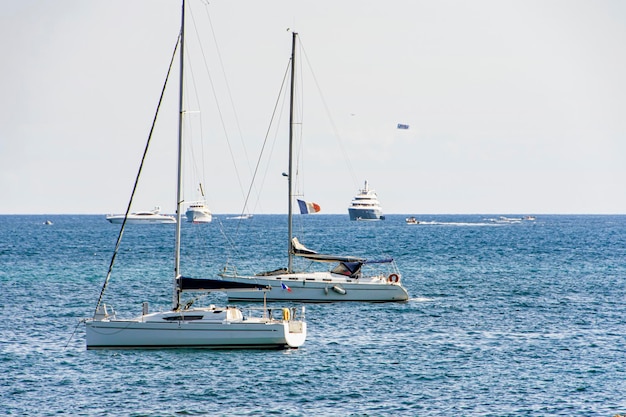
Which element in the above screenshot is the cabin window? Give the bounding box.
[162,315,204,321]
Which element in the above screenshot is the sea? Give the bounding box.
[1,214,626,416]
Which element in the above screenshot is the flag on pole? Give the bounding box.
[297,199,321,214]
[397,123,410,129]
[281,283,293,292]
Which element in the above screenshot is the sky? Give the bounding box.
[1,0,625,215]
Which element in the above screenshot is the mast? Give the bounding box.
[173,0,185,310]
[287,32,297,273]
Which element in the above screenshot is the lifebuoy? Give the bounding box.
[388,273,399,283]
[282,308,290,321]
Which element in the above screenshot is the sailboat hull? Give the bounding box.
[221,273,409,302]
[86,321,305,349]
[85,308,306,349]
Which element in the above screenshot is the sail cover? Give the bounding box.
[291,237,393,264]
[180,277,269,292]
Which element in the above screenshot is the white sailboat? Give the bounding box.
[84,1,306,349]
[219,33,409,303]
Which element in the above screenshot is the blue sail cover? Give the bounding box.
[180,277,268,292]
[330,258,393,277]
[292,237,393,265]
[363,258,394,264]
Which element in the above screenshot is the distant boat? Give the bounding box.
[218,33,408,303]
[185,182,212,223]
[185,200,212,223]
[524,216,536,221]
[488,216,522,224]
[226,214,253,220]
[105,207,176,224]
[405,217,419,225]
[348,180,385,221]
[44,220,53,225]
[85,1,307,349]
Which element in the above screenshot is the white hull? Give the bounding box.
[85,306,306,349]
[348,208,384,221]
[185,207,213,223]
[221,272,408,302]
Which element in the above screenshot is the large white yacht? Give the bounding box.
[348,180,385,221]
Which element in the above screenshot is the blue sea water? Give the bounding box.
[1,214,626,416]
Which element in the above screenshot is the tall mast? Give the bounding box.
[287,32,297,273]
[173,0,185,310]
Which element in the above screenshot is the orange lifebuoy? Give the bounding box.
[388,273,399,283]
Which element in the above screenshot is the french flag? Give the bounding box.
[281,283,293,292]
[297,199,321,214]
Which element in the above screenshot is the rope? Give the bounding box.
[64,319,85,350]
[222,59,292,269]
[92,34,181,318]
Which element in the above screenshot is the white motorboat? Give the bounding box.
[185,200,212,223]
[348,180,385,221]
[185,182,212,223]
[105,207,176,224]
[85,1,306,349]
[218,33,408,303]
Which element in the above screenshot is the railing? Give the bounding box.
[240,305,306,322]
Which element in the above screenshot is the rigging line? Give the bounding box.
[201,3,256,189]
[293,39,306,199]
[183,6,209,205]
[188,5,248,210]
[64,319,84,350]
[299,38,359,189]
[249,60,291,216]
[93,34,181,317]
[254,66,290,215]
[221,60,291,267]
[291,40,308,241]
[180,34,205,203]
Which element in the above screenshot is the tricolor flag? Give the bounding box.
[397,123,409,129]
[281,283,293,292]
[297,199,321,214]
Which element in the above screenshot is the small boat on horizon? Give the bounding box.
[226,214,254,220]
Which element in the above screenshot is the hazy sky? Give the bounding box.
[2,0,625,215]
